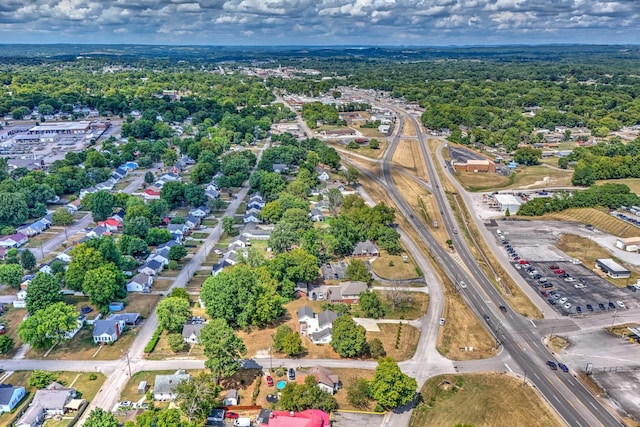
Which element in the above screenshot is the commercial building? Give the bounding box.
[452,158,496,173]
[595,258,630,279]
[493,194,523,214]
[615,237,640,252]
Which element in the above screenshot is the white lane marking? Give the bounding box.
[504,363,513,372]
[529,319,537,328]
[533,372,541,380]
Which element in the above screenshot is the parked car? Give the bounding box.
[564,277,576,282]
[549,265,559,270]
[519,260,529,265]
[559,297,568,304]
[586,304,594,312]
[225,412,239,419]
[546,361,557,370]
[616,300,626,309]
[574,283,586,289]
[608,301,616,309]
[538,277,548,283]
[288,368,296,380]
[553,269,565,274]
[564,302,572,310]
[266,375,274,387]
[599,303,606,311]
[499,305,507,313]
[576,306,582,314]
[558,363,569,373]
[459,281,467,289]
[439,318,445,325]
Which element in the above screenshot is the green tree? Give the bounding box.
[200,318,247,383]
[331,316,368,358]
[280,376,338,413]
[513,147,542,166]
[221,216,234,235]
[144,171,155,185]
[25,272,62,314]
[369,139,380,149]
[90,190,116,221]
[175,373,221,421]
[119,235,150,257]
[368,338,386,359]
[0,264,24,288]
[208,197,228,212]
[327,188,344,213]
[169,287,190,301]
[156,297,191,333]
[162,147,178,166]
[0,192,28,227]
[272,324,305,356]
[28,370,58,388]
[184,184,207,208]
[18,302,78,349]
[85,408,119,427]
[0,335,14,354]
[123,216,151,239]
[160,181,185,208]
[168,333,187,353]
[342,166,360,186]
[345,259,371,282]
[347,377,372,409]
[146,228,172,246]
[20,249,37,271]
[82,264,124,309]
[51,208,74,226]
[369,357,417,409]
[168,245,188,261]
[359,291,386,319]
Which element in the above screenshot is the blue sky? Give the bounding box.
[0,0,638,45]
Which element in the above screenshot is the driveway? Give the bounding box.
[331,411,387,427]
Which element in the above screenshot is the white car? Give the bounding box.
[616,300,626,309]
[439,318,445,326]
[459,281,467,288]
[564,303,572,310]
[574,283,586,289]
[564,277,576,282]
[120,401,132,407]
[559,297,568,304]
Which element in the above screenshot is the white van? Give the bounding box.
[235,418,252,427]
[496,229,503,235]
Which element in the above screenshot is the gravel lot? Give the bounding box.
[331,411,386,427]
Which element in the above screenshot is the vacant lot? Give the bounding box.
[376,291,428,321]
[370,250,421,280]
[410,373,562,427]
[597,178,640,195]
[0,307,26,359]
[541,208,639,238]
[391,139,427,180]
[402,118,417,137]
[367,323,419,361]
[457,165,572,192]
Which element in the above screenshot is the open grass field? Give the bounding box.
[556,233,639,287]
[370,250,421,280]
[330,140,388,160]
[356,127,384,138]
[540,207,640,238]
[379,291,428,320]
[367,323,419,361]
[597,178,640,195]
[410,373,562,427]
[341,154,381,177]
[402,118,417,137]
[391,139,428,180]
[0,307,26,359]
[322,368,375,411]
[456,165,573,192]
[392,173,449,245]
[119,369,176,402]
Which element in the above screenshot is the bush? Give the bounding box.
[251,375,262,405]
[347,377,371,409]
[168,333,186,352]
[88,373,97,381]
[168,260,179,270]
[144,327,162,353]
[28,370,58,388]
[374,404,385,413]
[369,338,386,359]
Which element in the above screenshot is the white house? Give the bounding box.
[182,323,205,344]
[188,205,210,218]
[16,383,76,427]
[297,306,338,344]
[154,370,191,401]
[316,167,330,182]
[307,366,340,395]
[139,259,164,276]
[127,273,153,293]
[92,318,125,343]
[243,213,261,223]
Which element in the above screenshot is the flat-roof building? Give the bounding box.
[452,158,496,173]
[615,237,640,253]
[493,194,523,214]
[595,258,630,279]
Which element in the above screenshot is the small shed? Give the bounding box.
[109,302,124,312]
[138,381,148,394]
[224,389,239,406]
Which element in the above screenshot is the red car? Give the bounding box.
[266,375,274,387]
[518,260,528,265]
[553,269,565,274]
[225,412,239,419]
[549,265,559,270]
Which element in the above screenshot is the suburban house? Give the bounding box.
[257,409,330,427]
[154,370,191,401]
[18,220,49,237]
[243,212,261,223]
[309,281,369,304]
[110,313,141,326]
[0,232,28,248]
[111,208,126,222]
[127,273,153,293]
[96,181,115,191]
[144,188,161,201]
[188,205,210,218]
[352,240,380,258]
[245,206,262,216]
[205,188,220,199]
[113,166,129,180]
[247,195,266,210]
[307,366,340,395]
[167,223,188,237]
[97,218,121,232]
[16,383,78,427]
[211,251,238,276]
[78,187,97,200]
[182,323,205,344]
[185,215,201,230]
[242,224,273,241]
[272,163,289,174]
[0,384,26,413]
[147,253,170,267]
[139,259,164,276]
[56,249,72,263]
[316,167,330,182]
[93,317,125,343]
[309,208,324,222]
[86,226,110,239]
[297,306,339,344]
[320,262,348,280]
[224,389,239,406]
[230,235,250,248]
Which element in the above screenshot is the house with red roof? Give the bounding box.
[97,218,122,232]
[257,409,330,427]
[144,188,161,201]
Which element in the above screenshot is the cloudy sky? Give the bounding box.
[0,0,638,45]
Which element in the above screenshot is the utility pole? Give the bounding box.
[126,352,132,377]
[550,326,556,340]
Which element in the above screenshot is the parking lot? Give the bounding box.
[491,222,639,316]
[331,411,385,427]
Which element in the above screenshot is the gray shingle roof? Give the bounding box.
[317,310,338,328]
[182,323,205,340]
[297,306,314,320]
[154,371,191,395]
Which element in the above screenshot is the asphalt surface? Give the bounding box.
[368,106,623,426]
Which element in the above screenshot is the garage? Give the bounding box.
[595,258,630,279]
[494,194,523,214]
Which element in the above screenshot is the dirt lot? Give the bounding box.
[410,373,562,427]
[402,118,417,137]
[542,208,639,239]
[0,307,26,359]
[366,323,419,361]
